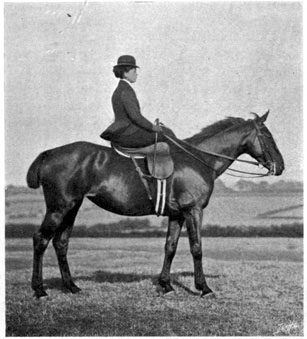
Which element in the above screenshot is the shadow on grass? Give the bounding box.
[43,271,220,296]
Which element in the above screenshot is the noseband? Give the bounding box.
[163,120,275,178]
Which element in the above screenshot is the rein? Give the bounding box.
[162,128,271,178]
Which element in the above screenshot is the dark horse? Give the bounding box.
[27,111,284,298]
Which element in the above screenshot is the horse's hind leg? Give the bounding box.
[52,200,83,294]
[32,211,64,298]
[159,216,184,294]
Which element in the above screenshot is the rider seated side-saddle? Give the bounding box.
[113,142,174,179]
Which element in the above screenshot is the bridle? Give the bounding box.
[250,120,276,174]
[162,120,276,178]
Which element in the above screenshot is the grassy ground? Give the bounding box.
[6,237,303,336]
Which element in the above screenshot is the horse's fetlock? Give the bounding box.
[31,280,44,291]
[159,275,170,286]
[159,276,174,294]
[195,280,205,290]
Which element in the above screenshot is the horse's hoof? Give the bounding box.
[65,283,82,294]
[163,289,175,297]
[200,289,215,298]
[157,283,175,296]
[70,285,82,294]
[33,289,48,299]
[163,284,175,294]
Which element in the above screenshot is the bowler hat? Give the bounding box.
[114,55,139,68]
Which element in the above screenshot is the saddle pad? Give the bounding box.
[113,146,144,159]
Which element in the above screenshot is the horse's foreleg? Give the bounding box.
[159,216,184,294]
[52,200,82,294]
[185,208,213,297]
[32,211,63,298]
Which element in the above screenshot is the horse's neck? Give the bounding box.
[200,127,247,156]
[194,126,250,174]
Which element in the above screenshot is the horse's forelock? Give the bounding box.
[185,117,246,143]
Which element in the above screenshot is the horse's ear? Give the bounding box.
[250,112,260,120]
[259,109,270,124]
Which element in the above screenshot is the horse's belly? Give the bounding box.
[86,176,155,216]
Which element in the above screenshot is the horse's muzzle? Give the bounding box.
[267,161,284,176]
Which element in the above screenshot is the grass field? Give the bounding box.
[6,237,303,336]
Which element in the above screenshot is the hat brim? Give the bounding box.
[114,64,139,68]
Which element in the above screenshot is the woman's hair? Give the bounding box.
[113,65,135,79]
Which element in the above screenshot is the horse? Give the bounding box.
[26,110,284,298]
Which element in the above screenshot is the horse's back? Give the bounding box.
[44,141,108,156]
[27,141,113,190]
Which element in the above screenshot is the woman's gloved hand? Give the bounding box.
[152,124,163,133]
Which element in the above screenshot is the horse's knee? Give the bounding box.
[33,233,50,253]
[52,237,68,255]
[165,240,177,258]
[190,243,202,259]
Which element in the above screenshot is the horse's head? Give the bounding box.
[245,110,284,176]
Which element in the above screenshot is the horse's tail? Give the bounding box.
[26,152,47,189]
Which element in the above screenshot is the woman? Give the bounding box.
[100,55,176,148]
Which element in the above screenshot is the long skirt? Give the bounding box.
[111,126,176,148]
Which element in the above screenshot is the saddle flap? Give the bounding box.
[147,143,174,179]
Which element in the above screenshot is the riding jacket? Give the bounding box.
[100,80,156,142]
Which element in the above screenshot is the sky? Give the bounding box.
[4,1,303,186]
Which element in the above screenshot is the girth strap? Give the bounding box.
[130,155,153,201]
[130,156,167,215]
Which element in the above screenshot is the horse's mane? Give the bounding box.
[184,117,246,144]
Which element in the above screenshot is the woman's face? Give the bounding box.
[124,68,138,83]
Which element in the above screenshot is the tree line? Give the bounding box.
[5,179,303,196]
[5,220,303,238]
